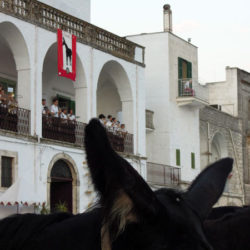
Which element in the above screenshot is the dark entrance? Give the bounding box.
[50,160,73,213]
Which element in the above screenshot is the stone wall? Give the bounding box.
[200,106,244,206]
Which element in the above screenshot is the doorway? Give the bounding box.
[50,160,73,213]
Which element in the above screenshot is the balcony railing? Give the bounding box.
[147,162,180,186]
[42,116,134,154]
[0,105,30,135]
[178,78,208,102]
[146,109,155,130]
[0,0,145,65]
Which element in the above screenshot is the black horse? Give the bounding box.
[0,119,233,250]
[62,37,72,67]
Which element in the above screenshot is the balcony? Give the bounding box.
[147,162,180,187]
[0,105,30,135]
[176,78,208,107]
[0,0,144,66]
[42,116,134,154]
[146,109,155,131]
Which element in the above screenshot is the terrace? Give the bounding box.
[147,162,180,187]
[176,78,208,107]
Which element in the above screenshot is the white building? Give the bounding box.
[127,5,208,188]
[0,0,146,217]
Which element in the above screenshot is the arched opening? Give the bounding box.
[96,61,134,134]
[0,22,30,133]
[211,132,228,163]
[200,127,208,170]
[50,160,73,213]
[42,43,87,144]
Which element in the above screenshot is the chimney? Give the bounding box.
[163,4,172,33]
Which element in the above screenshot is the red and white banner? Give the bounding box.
[57,29,76,81]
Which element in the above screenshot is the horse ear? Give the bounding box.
[84,119,161,243]
[185,158,233,220]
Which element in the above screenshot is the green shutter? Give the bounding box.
[178,58,183,96]
[178,57,183,79]
[191,153,195,169]
[70,101,75,114]
[187,61,192,79]
[176,149,180,166]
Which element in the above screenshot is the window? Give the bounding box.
[178,57,192,79]
[0,77,17,97]
[191,153,195,169]
[178,58,192,96]
[176,149,181,166]
[57,94,75,113]
[1,156,13,188]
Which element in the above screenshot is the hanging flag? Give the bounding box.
[57,29,76,81]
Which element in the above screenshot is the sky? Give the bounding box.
[91,0,250,83]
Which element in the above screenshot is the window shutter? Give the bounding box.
[187,61,192,79]
[178,58,183,96]
[191,153,195,169]
[178,57,183,79]
[176,149,181,166]
[70,101,76,114]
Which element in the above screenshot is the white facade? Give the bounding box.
[207,67,238,116]
[0,1,146,217]
[128,32,203,183]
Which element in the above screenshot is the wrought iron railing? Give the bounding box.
[147,162,180,186]
[178,78,208,102]
[146,109,155,130]
[42,115,134,154]
[42,115,85,146]
[0,0,145,65]
[107,131,134,155]
[0,105,30,135]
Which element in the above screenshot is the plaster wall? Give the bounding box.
[207,67,238,116]
[129,32,201,182]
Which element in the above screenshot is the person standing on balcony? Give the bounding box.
[98,114,106,125]
[50,98,61,118]
[42,99,49,116]
[60,108,68,121]
[106,115,112,129]
[68,109,76,121]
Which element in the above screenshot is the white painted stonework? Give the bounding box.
[128,32,202,183]
[0,5,146,218]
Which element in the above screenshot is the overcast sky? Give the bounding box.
[91,0,250,83]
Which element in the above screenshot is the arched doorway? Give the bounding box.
[211,132,228,163]
[50,160,73,213]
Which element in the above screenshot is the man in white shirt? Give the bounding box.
[50,98,60,117]
[105,115,112,129]
[68,109,76,121]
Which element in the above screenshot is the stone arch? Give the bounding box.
[211,132,228,163]
[47,153,79,214]
[200,126,208,170]
[0,21,30,109]
[42,42,88,122]
[96,60,134,133]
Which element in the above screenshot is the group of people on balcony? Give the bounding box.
[0,85,18,132]
[42,98,77,144]
[98,114,127,137]
[42,98,76,121]
[0,85,18,111]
